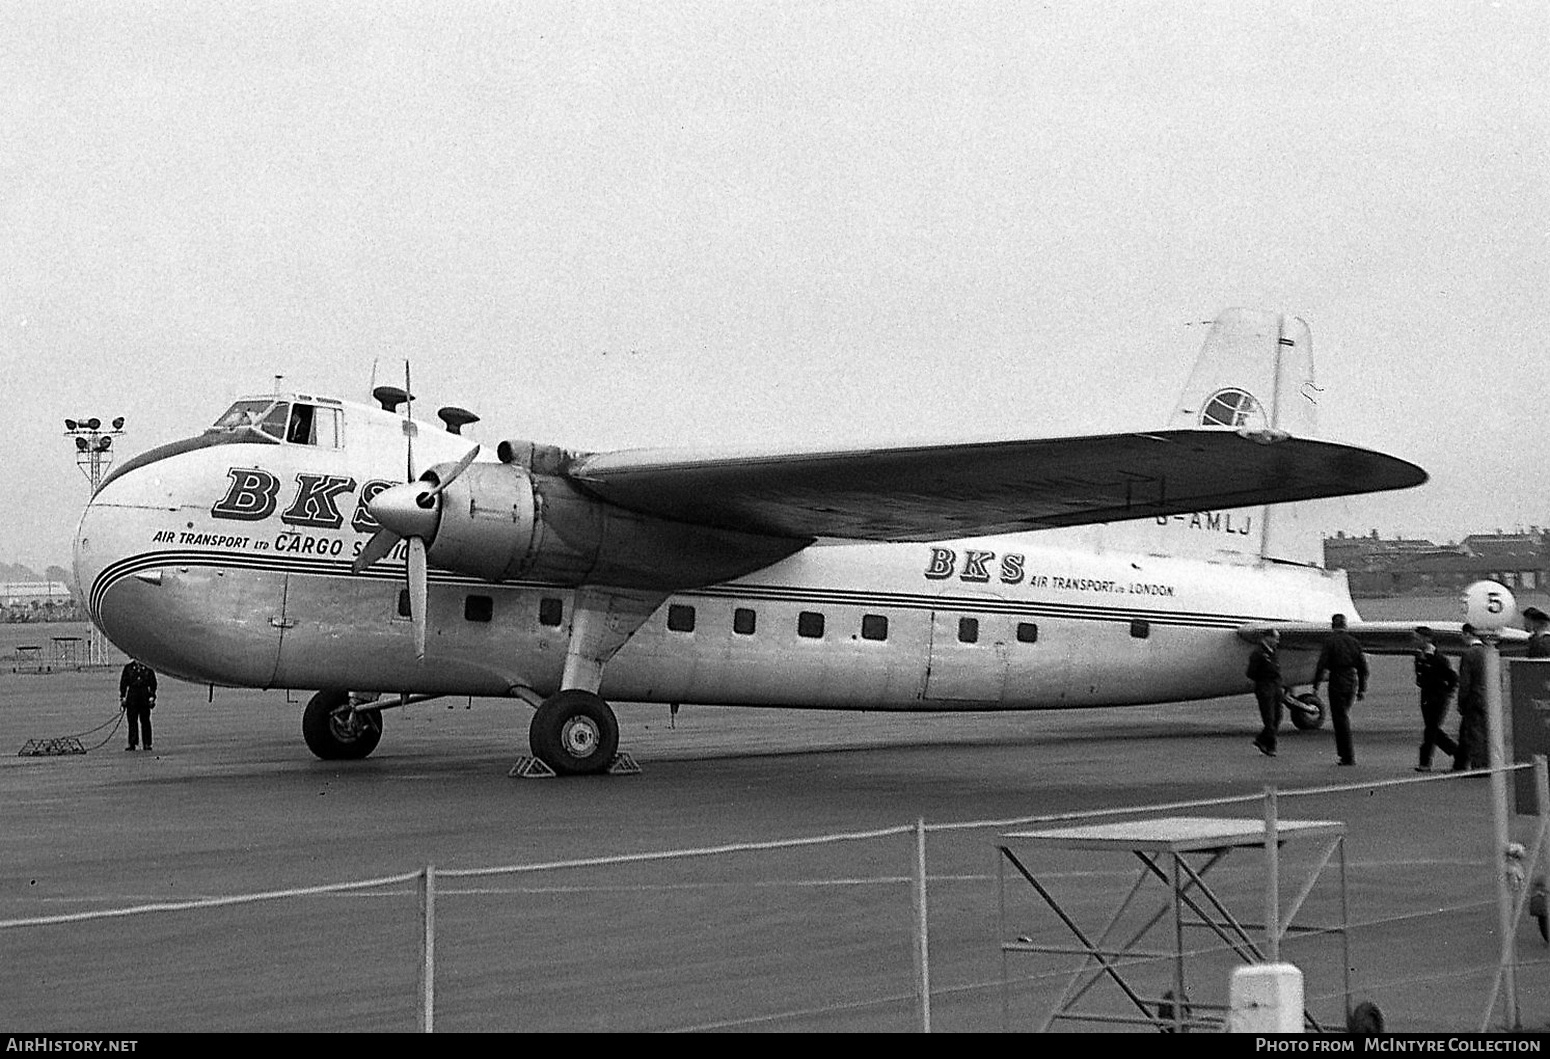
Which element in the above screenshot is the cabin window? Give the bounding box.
[396,589,411,618]
[464,595,493,623]
[539,597,563,627]
[733,607,756,635]
[1130,619,1150,639]
[667,604,696,633]
[1017,622,1039,644]
[958,617,979,643]
[861,614,888,641]
[798,611,825,639]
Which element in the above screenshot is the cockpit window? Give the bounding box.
[286,404,342,448]
[258,402,291,440]
[209,399,340,447]
[211,400,274,432]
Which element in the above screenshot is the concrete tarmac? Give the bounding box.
[2,656,1547,1033]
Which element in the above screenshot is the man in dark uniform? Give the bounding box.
[1246,629,1282,757]
[119,658,157,752]
[1312,613,1367,766]
[1453,624,1489,771]
[1524,607,1550,658]
[1411,627,1458,771]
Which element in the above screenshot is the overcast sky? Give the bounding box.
[3,1,1546,571]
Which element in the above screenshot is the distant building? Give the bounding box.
[0,582,73,606]
[1323,531,1448,573]
[0,582,81,622]
[1325,528,1550,595]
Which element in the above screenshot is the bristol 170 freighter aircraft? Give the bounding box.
[74,310,1441,775]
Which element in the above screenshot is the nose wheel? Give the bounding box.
[302,688,383,760]
[530,690,619,776]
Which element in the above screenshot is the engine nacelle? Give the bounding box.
[426,462,807,589]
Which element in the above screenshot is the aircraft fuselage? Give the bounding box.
[74,404,1354,712]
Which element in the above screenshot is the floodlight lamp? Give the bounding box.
[65,419,77,431]
[96,437,112,451]
[112,417,125,430]
[85,417,100,431]
[75,437,88,451]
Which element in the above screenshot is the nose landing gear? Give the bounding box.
[302,688,383,760]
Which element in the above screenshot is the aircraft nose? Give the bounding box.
[369,481,441,542]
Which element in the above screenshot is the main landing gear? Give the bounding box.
[302,689,383,760]
[529,690,620,776]
[519,586,663,777]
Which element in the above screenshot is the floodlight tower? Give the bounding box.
[63,415,125,664]
[64,415,125,493]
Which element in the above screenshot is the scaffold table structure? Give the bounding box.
[997,815,1349,1032]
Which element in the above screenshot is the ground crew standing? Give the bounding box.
[1411,627,1459,772]
[1524,607,1550,658]
[120,658,157,752]
[1312,613,1367,766]
[1246,629,1282,757]
[1453,623,1489,771]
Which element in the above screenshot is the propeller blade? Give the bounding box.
[425,445,480,502]
[408,536,427,660]
[352,528,401,574]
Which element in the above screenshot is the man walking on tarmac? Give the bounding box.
[120,657,157,752]
[1453,624,1489,771]
[1246,629,1282,757]
[1312,613,1368,766]
[1412,626,1459,772]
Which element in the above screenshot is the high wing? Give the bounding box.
[565,428,1426,542]
[1238,622,1531,656]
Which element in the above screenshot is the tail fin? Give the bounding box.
[1166,309,1323,565]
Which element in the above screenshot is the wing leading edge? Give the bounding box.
[564,429,1427,542]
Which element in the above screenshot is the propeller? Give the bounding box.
[352,362,479,660]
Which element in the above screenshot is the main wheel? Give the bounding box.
[302,689,383,760]
[1288,691,1327,731]
[530,690,619,776]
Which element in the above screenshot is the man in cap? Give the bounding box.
[1312,613,1368,766]
[1411,626,1459,772]
[1245,629,1282,757]
[1453,623,1489,771]
[1524,606,1550,658]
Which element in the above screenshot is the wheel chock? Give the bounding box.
[508,753,642,778]
[18,738,87,756]
[606,752,641,775]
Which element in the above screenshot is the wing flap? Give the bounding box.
[566,429,1426,542]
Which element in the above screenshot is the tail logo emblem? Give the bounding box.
[1199,388,1266,429]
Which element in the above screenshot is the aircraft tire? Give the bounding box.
[302,689,383,760]
[530,690,619,776]
[1288,691,1326,731]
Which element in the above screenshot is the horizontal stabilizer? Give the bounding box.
[1238,621,1530,656]
[567,429,1426,543]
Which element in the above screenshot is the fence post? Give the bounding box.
[418,863,436,1033]
[912,818,931,1032]
[1264,786,1279,963]
[1482,641,1519,1030]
